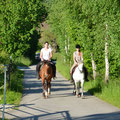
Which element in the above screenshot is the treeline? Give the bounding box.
[45,0,120,82]
[0,0,46,105]
[0,0,46,61]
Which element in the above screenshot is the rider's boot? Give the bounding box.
[70,72,74,83]
[84,66,89,82]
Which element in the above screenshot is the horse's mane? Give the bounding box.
[43,60,50,65]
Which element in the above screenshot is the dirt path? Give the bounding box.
[1,65,120,120]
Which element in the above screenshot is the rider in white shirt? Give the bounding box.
[40,42,52,61]
[37,41,56,79]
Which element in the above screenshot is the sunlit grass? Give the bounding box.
[84,78,120,108]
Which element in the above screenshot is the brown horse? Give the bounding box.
[39,60,53,98]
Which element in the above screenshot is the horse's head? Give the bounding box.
[42,60,52,76]
[43,60,49,65]
[78,61,84,73]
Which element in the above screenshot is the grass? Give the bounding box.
[0,56,31,106]
[84,78,120,108]
[0,69,24,105]
[97,80,120,108]
[55,52,120,108]
[53,53,71,80]
[84,77,120,108]
[0,55,29,120]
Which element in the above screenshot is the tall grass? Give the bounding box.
[84,77,120,108]
[99,80,120,108]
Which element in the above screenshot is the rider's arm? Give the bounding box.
[48,51,52,61]
[50,52,52,59]
[73,53,77,64]
[81,52,83,61]
[40,50,43,61]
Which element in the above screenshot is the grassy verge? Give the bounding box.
[84,78,120,108]
[55,52,120,108]
[53,53,71,80]
[0,69,24,105]
[0,56,31,119]
[0,56,31,106]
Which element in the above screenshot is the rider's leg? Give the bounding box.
[38,61,43,79]
[83,65,89,81]
[50,62,56,78]
[53,64,56,77]
[70,64,76,83]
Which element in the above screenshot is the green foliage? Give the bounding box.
[0,0,45,58]
[39,22,57,51]
[46,0,120,78]
[0,50,9,64]
[9,70,24,93]
[23,30,40,61]
[15,56,32,66]
[54,53,71,80]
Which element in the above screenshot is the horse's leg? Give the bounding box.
[47,80,51,96]
[42,79,47,98]
[75,82,78,97]
[76,81,80,97]
[73,81,76,95]
[81,80,84,98]
[78,81,80,97]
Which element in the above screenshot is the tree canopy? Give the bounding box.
[46,0,120,78]
[0,0,46,59]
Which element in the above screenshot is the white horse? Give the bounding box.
[73,61,85,98]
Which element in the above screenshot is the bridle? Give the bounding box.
[78,64,83,73]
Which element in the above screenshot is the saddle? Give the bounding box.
[70,65,89,83]
[37,61,56,79]
[71,65,78,75]
[70,65,78,83]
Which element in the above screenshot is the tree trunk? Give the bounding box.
[105,24,109,83]
[65,35,68,55]
[64,36,67,63]
[91,53,96,80]
[68,37,70,51]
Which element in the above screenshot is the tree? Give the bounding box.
[0,0,45,59]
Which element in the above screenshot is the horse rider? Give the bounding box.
[70,44,89,83]
[37,41,56,79]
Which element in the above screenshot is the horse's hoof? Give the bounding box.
[43,95,48,99]
[73,91,76,95]
[78,93,81,96]
[43,93,46,98]
[45,95,49,99]
[77,94,80,98]
[81,96,85,99]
